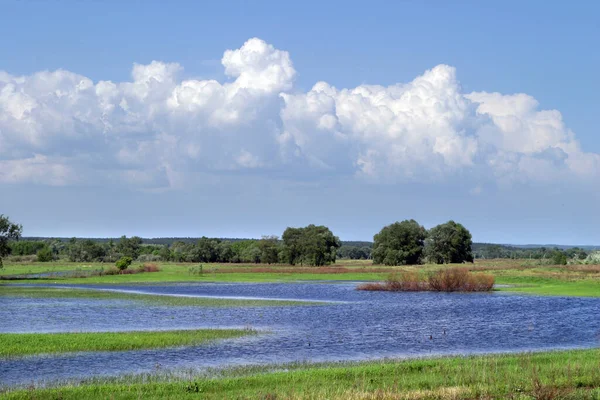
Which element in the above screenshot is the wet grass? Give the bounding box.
[1,259,599,297]
[0,329,255,358]
[0,286,321,307]
[2,348,599,399]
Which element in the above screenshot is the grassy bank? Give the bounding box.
[1,259,599,297]
[3,349,599,399]
[0,286,320,307]
[0,329,255,358]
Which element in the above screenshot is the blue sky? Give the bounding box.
[0,0,599,244]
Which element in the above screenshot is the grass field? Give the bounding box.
[0,329,255,358]
[0,286,320,307]
[1,259,599,297]
[2,349,599,399]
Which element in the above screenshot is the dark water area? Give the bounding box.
[1,282,600,387]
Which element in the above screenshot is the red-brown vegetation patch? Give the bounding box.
[357,268,494,292]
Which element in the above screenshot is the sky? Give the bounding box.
[1,0,599,244]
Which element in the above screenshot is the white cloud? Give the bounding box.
[0,38,598,189]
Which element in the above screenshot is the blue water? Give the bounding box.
[1,282,599,387]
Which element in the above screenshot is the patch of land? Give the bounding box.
[2,349,599,399]
[1,259,599,297]
[0,286,321,307]
[0,329,255,358]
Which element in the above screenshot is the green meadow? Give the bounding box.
[3,349,599,399]
[0,329,255,358]
[2,259,599,297]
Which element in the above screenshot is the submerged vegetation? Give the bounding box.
[0,329,255,358]
[357,268,495,292]
[0,286,320,307]
[2,349,599,399]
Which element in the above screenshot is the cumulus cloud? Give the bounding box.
[0,38,597,189]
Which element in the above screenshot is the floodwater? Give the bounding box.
[1,282,600,386]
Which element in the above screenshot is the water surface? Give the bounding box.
[1,282,599,386]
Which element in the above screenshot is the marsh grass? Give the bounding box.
[2,349,599,399]
[0,329,255,358]
[0,286,321,307]
[1,259,599,297]
[357,268,494,292]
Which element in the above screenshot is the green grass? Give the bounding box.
[496,275,600,297]
[2,259,599,298]
[0,329,255,358]
[0,286,321,307]
[2,349,600,399]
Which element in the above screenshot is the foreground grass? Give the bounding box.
[0,329,254,358]
[2,259,599,297]
[3,349,600,399]
[0,286,319,307]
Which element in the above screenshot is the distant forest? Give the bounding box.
[12,236,598,262]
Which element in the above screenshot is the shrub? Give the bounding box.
[428,268,494,292]
[189,264,204,275]
[138,263,160,273]
[115,256,133,271]
[358,267,494,292]
[36,247,54,262]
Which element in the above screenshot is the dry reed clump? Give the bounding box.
[357,268,494,292]
[94,263,161,276]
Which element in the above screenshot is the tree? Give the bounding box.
[37,246,54,262]
[115,256,133,270]
[425,221,474,264]
[372,220,427,265]
[67,239,106,262]
[116,236,143,259]
[282,225,340,266]
[0,215,22,268]
[258,236,280,264]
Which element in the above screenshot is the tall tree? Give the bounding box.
[372,220,427,265]
[258,235,280,264]
[282,225,340,266]
[116,236,143,259]
[0,215,22,268]
[425,221,474,264]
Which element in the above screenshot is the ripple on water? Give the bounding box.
[1,282,599,386]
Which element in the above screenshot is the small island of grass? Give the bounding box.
[1,328,256,358]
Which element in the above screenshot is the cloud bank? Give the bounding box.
[0,38,598,189]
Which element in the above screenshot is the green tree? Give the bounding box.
[0,215,22,268]
[281,227,303,265]
[258,235,280,264]
[67,239,106,262]
[282,225,340,266]
[372,220,427,265]
[425,221,474,264]
[115,256,133,270]
[36,246,54,262]
[551,250,567,265]
[116,236,143,259]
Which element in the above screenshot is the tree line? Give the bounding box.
[1,214,586,267]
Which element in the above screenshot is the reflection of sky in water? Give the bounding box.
[2,282,599,387]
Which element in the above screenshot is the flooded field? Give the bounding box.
[2,282,600,387]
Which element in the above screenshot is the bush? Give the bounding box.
[357,267,494,292]
[36,247,54,262]
[138,263,160,273]
[189,264,204,275]
[428,268,494,292]
[550,251,567,265]
[115,256,133,271]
